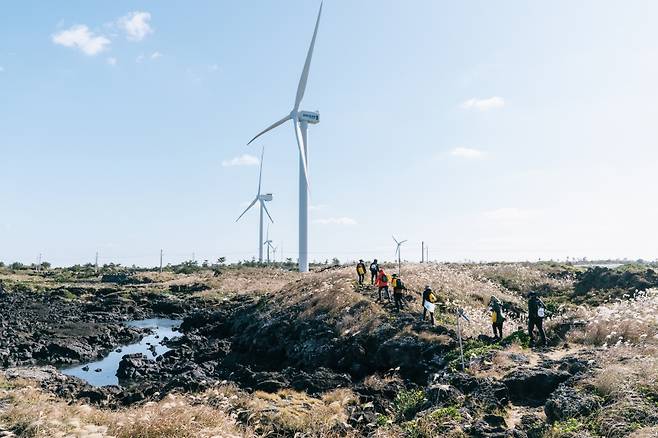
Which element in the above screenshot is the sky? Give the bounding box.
[2,1,658,267]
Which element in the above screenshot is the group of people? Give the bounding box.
[355,260,549,347]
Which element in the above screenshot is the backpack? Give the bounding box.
[370,264,378,273]
[380,274,388,283]
[395,279,404,289]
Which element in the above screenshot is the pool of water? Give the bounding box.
[60,318,181,387]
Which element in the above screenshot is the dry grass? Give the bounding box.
[0,381,247,437]
[0,375,361,438]
[568,289,658,346]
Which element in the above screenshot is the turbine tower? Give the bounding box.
[236,147,274,262]
[247,2,323,273]
[393,236,408,276]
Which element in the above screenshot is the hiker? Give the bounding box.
[391,274,407,311]
[528,291,547,347]
[421,285,437,325]
[356,260,367,285]
[376,268,391,302]
[489,295,505,340]
[369,259,379,285]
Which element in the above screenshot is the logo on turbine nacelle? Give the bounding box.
[299,111,320,124]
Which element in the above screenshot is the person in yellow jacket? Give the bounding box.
[356,260,366,285]
[421,286,437,325]
[489,295,505,340]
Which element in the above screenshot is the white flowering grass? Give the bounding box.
[569,289,658,347]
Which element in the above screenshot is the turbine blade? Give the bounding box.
[293,2,323,111]
[293,119,311,190]
[235,198,258,222]
[401,240,408,244]
[258,147,265,196]
[263,201,274,223]
[392,236,399,244]
[247,115,290,145]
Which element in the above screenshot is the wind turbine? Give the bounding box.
[236,147,274,263]
[393,236,408,276]
[264,224,275,263]
[247,2,323,273]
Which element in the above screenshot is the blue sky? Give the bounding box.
[2,1,658,267]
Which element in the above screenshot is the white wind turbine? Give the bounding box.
[264,224,275,264]
[236,147,274,263]
[393,236,408,276]
[247,2,323,273]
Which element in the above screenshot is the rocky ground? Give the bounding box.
[0,262,657,437]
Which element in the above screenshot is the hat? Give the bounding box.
[359,259,364,262]
[392,274,398,278]
[529,291,537,296]
[425,285,432,290]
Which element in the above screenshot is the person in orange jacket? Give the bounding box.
[376,268,391,302]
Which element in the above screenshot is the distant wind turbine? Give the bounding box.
[247,2,323,273]
[264,224,275,264]
[236,147,274,263]
[393,236,408,276]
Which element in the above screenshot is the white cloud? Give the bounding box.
[450,147,485,159]
[150,51,162,60]
[118,11,153,41]
[0,66,4,72]
[460,96,505,111]
[221,154,260,167]
[106,57,117,66]
[52,25,110,56]
[313,217,358,226]
[208,64,220,72]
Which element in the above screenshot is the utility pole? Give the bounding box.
[159,249,163,273]
[426,246,429,263]
[192,252,195,262]
[95,251,99,273]
[421,241,425,263]
[37,253,42,272]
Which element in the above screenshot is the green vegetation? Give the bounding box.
[445,339,501,370]
[394,389,426,421]
[402,406,463,438]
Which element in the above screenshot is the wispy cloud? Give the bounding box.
[106,57,117,66]
[309,204,328,211]
[150,51,162,60]
[313,217,357,226]
[118,11,153,41]
[450,147,485,159]
[52,25,110,56]
[221,154,260,167]
[0,66,4,73]
[460,96,505,111]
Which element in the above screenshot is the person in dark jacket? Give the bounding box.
[421,286,436,325]
[369,259,379,284]
[391,274,406,311]
[489,295,505,340]
[528,291,547,347]
[356,260,366,285]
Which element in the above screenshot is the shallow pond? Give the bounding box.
[60,318,181,387]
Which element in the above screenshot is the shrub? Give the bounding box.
[393,389,426,421]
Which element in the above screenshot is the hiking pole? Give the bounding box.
[456,308,470,371]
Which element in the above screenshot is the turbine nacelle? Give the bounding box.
[259,193,273,202]
[297,110,320,124]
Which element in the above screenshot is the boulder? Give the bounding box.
[544,385,602,422]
